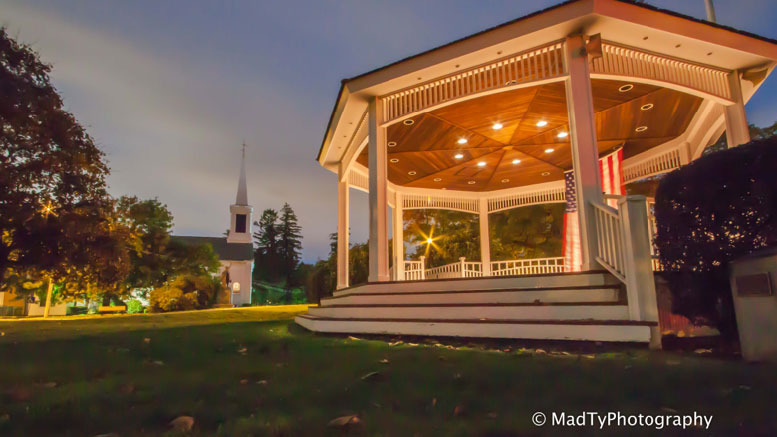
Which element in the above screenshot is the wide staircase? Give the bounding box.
[295,271,657,343]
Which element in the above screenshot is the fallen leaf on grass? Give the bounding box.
[694,348,712,354]
[240,379,248,385]
[6,386,33,402]
[117,383,135,395]
[143,337,151,344]
[407,342,419,347]
[327,414,361,428]
[169,415,194,432]
[388,341,403,346]
[237,347,247,355]
[454,405,467,416]
[582,354,596,359]
[431,398,437,407]
[348,336,362,341]
[256,380,268,386]
[534,349,547,355]
[151,360,165,366]
[379,359,389,364]
[361,371,386,382]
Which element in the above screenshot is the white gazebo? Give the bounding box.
[297,0,777,345]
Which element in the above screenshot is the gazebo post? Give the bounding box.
[724,70,751,148]
[393,191,404,281]
[564,35,604,272]
[368,97,390,282]
[478,198,491,276]
[336,171,349,289]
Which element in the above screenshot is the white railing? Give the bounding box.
[424,257,483,280]
[487,184,566,213]
[591,42,732,102]
[622,148,683,183]
[591,202,627,282]
[490,257,566,276]
[403,193,479,214]
[381,41,566,123]
[404,258,425,281]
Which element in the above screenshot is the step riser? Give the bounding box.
[295,317,651,343]
[325,288,620,306]
[334,273,619,297]
[308,305,630,321]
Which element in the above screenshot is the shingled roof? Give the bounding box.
[172,236,254,261]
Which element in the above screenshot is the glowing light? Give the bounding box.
[477,161,486,167]
[512,159,521,164]
[454,153,464,159]
[426,238,433,244]
[536,120,548,127]
[40,201,57,218]
[557,132,568,138]
[457,138,468,144]
[492,123,503,130]
[545,148,554,154]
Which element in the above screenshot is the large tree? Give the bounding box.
[278,203,303,285]
[253,208,281,281]
[0,28,125,307]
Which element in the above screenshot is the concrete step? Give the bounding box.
[323,285,621,306]
[309,302,630,321]
[333,270,619,297]
[295,314,655,343]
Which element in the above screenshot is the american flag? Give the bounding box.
[562,148,624,272]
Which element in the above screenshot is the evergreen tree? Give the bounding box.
[278,203,303,286]
[253,209,280,281]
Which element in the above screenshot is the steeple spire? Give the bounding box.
[236,142,248,205]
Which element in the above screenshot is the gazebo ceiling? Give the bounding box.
[356,79,702,192]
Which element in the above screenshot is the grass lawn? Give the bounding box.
[1,306,775,436]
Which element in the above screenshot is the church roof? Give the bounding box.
[172,236,254,261]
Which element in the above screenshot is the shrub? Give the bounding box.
[654,136,777,337]
[148,274,221,313]
[126,299,144,314]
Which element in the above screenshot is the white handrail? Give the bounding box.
[591,202,627,282]
[490,257,566,276]
[403,256,425,281]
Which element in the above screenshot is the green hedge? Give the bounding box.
[654,135,777,336]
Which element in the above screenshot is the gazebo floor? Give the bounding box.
[295,271,657,343]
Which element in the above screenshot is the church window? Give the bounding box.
[235,214,247,233]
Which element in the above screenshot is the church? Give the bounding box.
[175,146,254,306]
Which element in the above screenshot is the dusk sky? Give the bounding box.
[3,0,777,263]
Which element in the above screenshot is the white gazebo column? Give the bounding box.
[392,191,404,281]
[564,35,604,271]
[479,198,491,276]
[336,173,349,289]
[368,97,390,282]
[724,70,751,148]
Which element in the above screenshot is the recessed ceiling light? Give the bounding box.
[640,104,653,111]
[467,181,476,184]
[492,123,503,130]
[457,138,468,144]
[636,126,648,132]
[536,120,548,127]
[454,153,464,159]
[433,178,442,182]
[545,148,554,154]
[501,178,510,183]
[557,132,568,138]
[541,172,551,176]
[390,158,399,163]
[477,161,486,167]
[403,119,414,126]
[408,171,416,175]
[388,141,397,147]
[619,84,634,92]
[512,159,521,164]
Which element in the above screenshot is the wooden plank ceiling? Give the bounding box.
[356,79,702,192]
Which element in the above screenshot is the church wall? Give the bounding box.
[218,260,253,306]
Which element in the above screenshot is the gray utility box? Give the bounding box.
[729,248,777,362]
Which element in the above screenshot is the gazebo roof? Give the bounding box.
[318,0,777,192]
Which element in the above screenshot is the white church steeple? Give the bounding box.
[227,143,253,244]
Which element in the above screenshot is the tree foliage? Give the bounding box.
[0,27,119,289]
[253,204,303,286]
[253,208,280,281]
[404,209,480,267]
[148,274,221,313]
[654,135,777,336]
[278,203,303,283]
[489,204,564,260]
